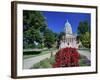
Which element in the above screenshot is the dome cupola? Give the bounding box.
[64,20,72,34]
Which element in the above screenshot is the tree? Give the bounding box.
[58,32,65,40]
[77,21,90,48]
[44,29,56,49]
[23,11,47,30]
[80,32,91,48]
[77,21,89,35]
[56,32,65,49]
[23,10,47,49]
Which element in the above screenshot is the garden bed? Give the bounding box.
[31,54,90,69]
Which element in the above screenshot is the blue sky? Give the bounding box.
[42,11,91,33]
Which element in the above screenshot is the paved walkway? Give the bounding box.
[23,50,57,69]
[78,50,91,60]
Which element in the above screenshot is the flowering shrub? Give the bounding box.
[53,47,80,67]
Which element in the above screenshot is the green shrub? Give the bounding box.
[23,51,41,55]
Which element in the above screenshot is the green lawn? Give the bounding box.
[79,54,91,66]
[31,56,55,69]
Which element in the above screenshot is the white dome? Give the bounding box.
[64,20,72,34]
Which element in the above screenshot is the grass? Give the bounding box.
[79,54,91,66]
[79,60,90,66]
[31,56,55,69]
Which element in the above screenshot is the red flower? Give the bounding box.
[52,47,80,67]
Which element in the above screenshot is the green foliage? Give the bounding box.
[23,11,47,30]
[39,59,52,68]
[23,51,41,55]
[77,21,89,35]
[77,21,90,48]
[80,32,91,48]
[58,32,65,40]
[56,32,65,48]
[49,56,55,64]
[32,56,55,68]
[44,29,56,48]
[23,10,47,49]
[23,10,58,49]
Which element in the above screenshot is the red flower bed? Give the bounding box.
[53,47,80,68]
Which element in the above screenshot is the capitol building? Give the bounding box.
[59,20,79,49]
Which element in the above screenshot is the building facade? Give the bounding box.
[59,20,78,49]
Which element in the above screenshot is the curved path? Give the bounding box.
[23,50,57,69]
